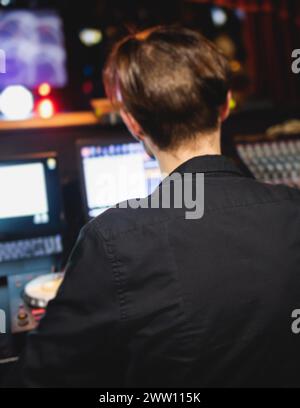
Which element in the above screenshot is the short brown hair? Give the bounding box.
[104,26,230,149]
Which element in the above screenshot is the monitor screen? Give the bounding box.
[0,154,63,240]
[79,141,161,218]
[0,10,67,89]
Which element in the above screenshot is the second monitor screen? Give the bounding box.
[80,142,161,218]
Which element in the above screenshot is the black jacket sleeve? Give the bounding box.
[5,223,127,388]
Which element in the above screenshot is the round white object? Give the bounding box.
[24,273,64,308]
[0,85,34,120]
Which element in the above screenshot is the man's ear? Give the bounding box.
[120,109,145,142]
[220,91,232,122]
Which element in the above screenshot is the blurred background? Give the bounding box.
[0,0,299,113]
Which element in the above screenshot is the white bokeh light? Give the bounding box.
[0,85,34,120]
[211,7,228,27]
[79,28,103,47]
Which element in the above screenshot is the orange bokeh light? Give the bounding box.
[37,99,55,119]
[38,83,51,97]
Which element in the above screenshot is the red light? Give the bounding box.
[38,83,51,97]
[37,99,55,119]
[82,80,93,95]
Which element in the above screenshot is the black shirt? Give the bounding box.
[7,155,300,387]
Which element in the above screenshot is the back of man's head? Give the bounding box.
[104,26,230,150]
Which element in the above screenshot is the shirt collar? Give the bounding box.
[169,155,245,177]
